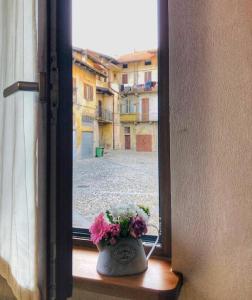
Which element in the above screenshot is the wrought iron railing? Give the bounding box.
[97,108,113,122]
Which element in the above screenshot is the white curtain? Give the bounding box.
[0,0,39,299]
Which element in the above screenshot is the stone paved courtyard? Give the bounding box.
[73,150,159,233]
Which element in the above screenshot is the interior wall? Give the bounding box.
[0,276,15,300]
[169,1,252,299]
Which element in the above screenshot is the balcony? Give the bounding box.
[120,82,158,95]
[96,108,113,123]
[120,113,137,123]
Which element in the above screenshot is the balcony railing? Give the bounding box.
[96,108,113,123]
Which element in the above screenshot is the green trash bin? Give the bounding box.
[96,147,104,157]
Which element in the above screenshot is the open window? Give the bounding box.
[72,0,171,258]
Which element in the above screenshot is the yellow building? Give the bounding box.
[86,50,121,151]
[73,48,107,159]
[73,48,121,159]
[117,50,158,152]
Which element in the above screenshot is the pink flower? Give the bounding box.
[109,224,120,237]
[108,224,120,238]
[89,213,110,245]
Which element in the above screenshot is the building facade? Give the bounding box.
[73,48,121,159]
[118,50,158,152]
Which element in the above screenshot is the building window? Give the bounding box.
[122,63,128,68]
[83,83,94,101]
[120,97,136,114]
[82,115,94,125]
[124,126,130,134]
[122,73,128,84]
[145,60,152,65]
[144,71,152,83]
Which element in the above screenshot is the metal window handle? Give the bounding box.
[3,81,39,98]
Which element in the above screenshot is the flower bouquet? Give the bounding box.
[89,204,158,276]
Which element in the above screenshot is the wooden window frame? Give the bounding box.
[144,71,152,83]
[72,0,171,259]
[122,73,128,84]
[83,83,94,101]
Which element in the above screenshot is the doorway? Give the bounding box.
[125,134,131,150]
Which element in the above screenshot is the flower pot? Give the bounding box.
[97,237,148,276]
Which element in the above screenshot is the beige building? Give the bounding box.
[117,50,158,152]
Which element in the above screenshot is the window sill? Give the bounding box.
[73,247,183,300]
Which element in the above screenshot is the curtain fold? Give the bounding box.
[0,0,40,299]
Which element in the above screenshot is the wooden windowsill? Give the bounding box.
[73,247,183,300]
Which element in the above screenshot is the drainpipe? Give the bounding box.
[113,94,115,150]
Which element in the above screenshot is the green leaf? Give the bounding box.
[106,210,114,224]
[138,205,150,216]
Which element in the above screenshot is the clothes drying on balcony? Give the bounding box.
[144,80,153,90]
[120,84,132,93]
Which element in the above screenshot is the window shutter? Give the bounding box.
[145,72,152,83]
[122,74,128,84]
[84,83,87,99]
[91,86,93,100]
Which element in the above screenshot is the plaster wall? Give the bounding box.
[119,59,158,86]
[169,1,252,299]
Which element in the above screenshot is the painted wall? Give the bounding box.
[73,64,96,157]
[119,57,158,86]
[170,1,252,299]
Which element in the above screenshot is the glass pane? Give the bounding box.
[72,0,159,235]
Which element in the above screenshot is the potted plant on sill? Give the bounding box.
[89,204,159,276]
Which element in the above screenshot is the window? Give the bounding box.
[122,73,128,84]
[144,71,152,83]
[124,126,130,134]
[83,83,94,101]
[145,60,152,65]
[122,63,128,68]
[120,97,136,113]
[82,115,94,125]
[72,0,171,259]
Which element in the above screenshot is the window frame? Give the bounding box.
[83,83,94,101]
[72,0,171,259]
[144,71,152,83]
[145,59,152,66]
[122,73,128,84]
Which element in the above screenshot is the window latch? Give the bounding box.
[3,81,39,98]
[3,72,47,103]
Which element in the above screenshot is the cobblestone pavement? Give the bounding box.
[73,150,159,233]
